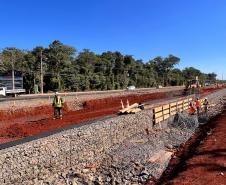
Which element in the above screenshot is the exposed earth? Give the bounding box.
[154,105,226,185]
[0,86,223,144]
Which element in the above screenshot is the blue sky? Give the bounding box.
[0,0,226,79]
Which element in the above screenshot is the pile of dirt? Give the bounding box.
[83,91,168,110]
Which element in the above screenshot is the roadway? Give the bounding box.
[0,86,184,102]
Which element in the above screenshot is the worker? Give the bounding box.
[203,98,209,113]
[188,102,196,115]
[52,92,64,119]
[195,98,201,115]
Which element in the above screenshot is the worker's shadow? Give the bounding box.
[197,112,208,124]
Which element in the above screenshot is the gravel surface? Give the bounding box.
[42,89,226,185]
[1,88,224,185]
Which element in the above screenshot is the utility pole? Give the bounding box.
[40,49,44,94]
[11,51,15,91]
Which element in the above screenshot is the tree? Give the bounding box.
[22,47,49,93]
[0,41,218,93]
[182,67,201,81]
[0,52,5,73]
[23,52,37,93]
[207,72,217,82]
[47,40,76,90]
[1,47,25,72]
[1,48,25,89]
[100,52,116,89]
[31,46,48,93]
[168,68,183,86]
[148,55,180,86]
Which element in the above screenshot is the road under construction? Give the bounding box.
[0,85,226,185]
[0,86,220,144]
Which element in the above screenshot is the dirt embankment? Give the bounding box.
[0,91,167,121]
[0,86,224,144]
[151,104,226,185]
[0,90,173,143]
[0,86,221,122]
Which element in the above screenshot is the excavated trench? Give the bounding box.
[0,87,223,144]
[149,105,226,185]
[0,90,178,144]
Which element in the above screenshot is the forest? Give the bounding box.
[0,40,217,93]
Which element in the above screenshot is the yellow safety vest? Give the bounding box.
[203,100,208,106]
[53,96,63,108]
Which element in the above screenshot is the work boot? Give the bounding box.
[53,117,56,120]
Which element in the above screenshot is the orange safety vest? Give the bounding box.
[195,100,201,107]
[189,106,196,114]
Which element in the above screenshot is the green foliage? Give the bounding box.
[47,40,76,90]
[149,55,180,86]
[182,67,201,80]
[1,48,25,72]
[0,41,218,93]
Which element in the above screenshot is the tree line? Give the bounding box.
[0,40,218,93]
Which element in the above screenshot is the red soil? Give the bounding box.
[0,87,224,144]
[0,105,69,122]
[201,87,223,96]
[149,106,226,185]
[0,91,170,143]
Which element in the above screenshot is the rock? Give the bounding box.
[131,177,139,182]
[97,175,104,182]
[106,176,111,182]
[164,129,171,134]
[134,161,142,167]
[139,170,149,176]
[165,144,174,149]
[87,174,95,182]
[82,169,90,174]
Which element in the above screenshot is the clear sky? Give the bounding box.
[0,0,226,79]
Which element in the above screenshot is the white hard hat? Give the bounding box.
[55,92,59,95]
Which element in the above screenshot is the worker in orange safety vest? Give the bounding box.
[195,98,201,115]
[188,102,196,115]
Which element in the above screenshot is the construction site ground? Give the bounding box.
[0,86,223,145]
[0,87,182,144]
[26,87,226,185]
[154,105,226,185]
